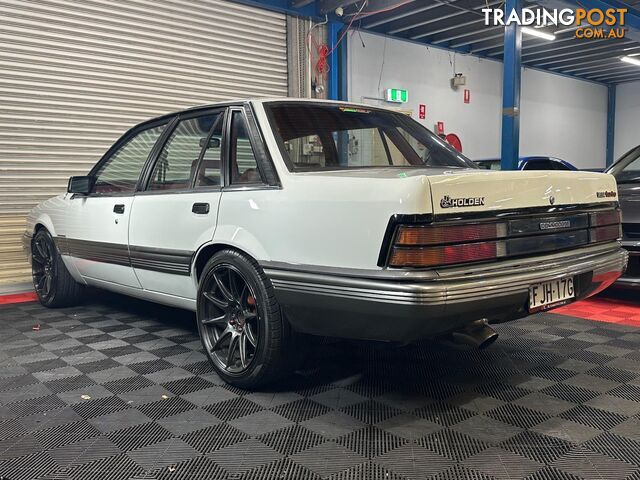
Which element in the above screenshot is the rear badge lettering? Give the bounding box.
[597,191,617,198]
[440,195,485,208]
[539,220,571,230]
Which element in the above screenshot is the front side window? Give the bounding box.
[149,112,224,190]
[266,103,476,171]
[93,124,166,194]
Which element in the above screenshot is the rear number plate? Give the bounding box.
[529,277,574,313]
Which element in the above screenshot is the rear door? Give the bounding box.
[127,108,226,299]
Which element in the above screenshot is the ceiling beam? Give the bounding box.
[363,2,444,29]
[523,41,634,65]
[410,17,482,40]
[451,31,504,48]
[545,48,640,69]
[384,0,501,35]
[521,39,612,59]
[588,70,640,80]
[563,62,637,74]
[532,45,640,68]
[431,24,500,44]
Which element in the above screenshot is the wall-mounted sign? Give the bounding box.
[464,89,471,104]
[419,104,426,119]
[385,88,408,103]
[436,121,445,134]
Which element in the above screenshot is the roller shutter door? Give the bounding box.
[0,0,288,285]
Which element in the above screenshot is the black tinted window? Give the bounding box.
[522,160,555,171]
[230,111,263,184]
[266,103,475,171]
[149,112,224,191]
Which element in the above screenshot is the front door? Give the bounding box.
[128,109,226,299]
[64,122,168,288]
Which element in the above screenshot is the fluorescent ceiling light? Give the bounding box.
[522,27,556,41]
[621,56,640,66]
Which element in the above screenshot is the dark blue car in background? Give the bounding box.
[474,156,578,171]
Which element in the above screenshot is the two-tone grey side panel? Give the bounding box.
[55,238,193,276]
[129,246,192,276]
[56,238,130,267]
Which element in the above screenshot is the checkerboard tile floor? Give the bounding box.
[1,293,639,480]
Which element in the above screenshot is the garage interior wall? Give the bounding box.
[0,0,289,286]
[348,31,608,168]
[614,81,640,160]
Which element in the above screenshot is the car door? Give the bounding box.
[127,108,226,299]
[64,120,169,287]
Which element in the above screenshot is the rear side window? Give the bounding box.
[93,124,166,194]
[230,111,264,184]
[148,112,224,191]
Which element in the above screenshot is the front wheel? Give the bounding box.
[196,249,289,389]
[31,229,84,307]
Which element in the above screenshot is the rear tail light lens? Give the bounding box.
[590,209,621,227]
[389,242,497,267]
[590,224,622,243]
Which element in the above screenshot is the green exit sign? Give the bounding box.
[385,88,408,103]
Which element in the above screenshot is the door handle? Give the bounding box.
[192,202,210,214]
[113,204,125,214]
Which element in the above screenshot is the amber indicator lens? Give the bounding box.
[396,223,499,246]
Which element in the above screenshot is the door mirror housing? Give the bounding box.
[68,176,94,195]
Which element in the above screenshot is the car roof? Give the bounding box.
[141,97,395,126]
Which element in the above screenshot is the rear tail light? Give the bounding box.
[590,209,621,227]
[590,224,621,243]
[389,242,497,267]
[385,207,621,268]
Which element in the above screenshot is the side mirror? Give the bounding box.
[199,137,221,149]
[68,176,94,195]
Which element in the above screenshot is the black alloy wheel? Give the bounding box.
[197,249,289,388]
[199,263,259,372]
[32,231,57,302]
[31,228,84,308]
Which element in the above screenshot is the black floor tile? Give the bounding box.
[0,293,639,479]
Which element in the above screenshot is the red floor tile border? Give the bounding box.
[553,297,640,327]
[0,292,38,305]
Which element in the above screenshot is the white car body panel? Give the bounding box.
[65,195,140,288]
[214,171,432,270]
[128,191,222,298]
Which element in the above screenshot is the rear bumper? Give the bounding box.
[614,241,640,288]
[264,242,627,342]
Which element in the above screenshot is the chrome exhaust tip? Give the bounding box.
[445,319,499,350]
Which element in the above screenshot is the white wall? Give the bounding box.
[614,81,640,160]
[348,31,608,169]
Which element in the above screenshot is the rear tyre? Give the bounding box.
[197,249,289,389]
[31,229,84,308]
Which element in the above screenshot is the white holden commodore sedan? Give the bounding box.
[24,99,627,388]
